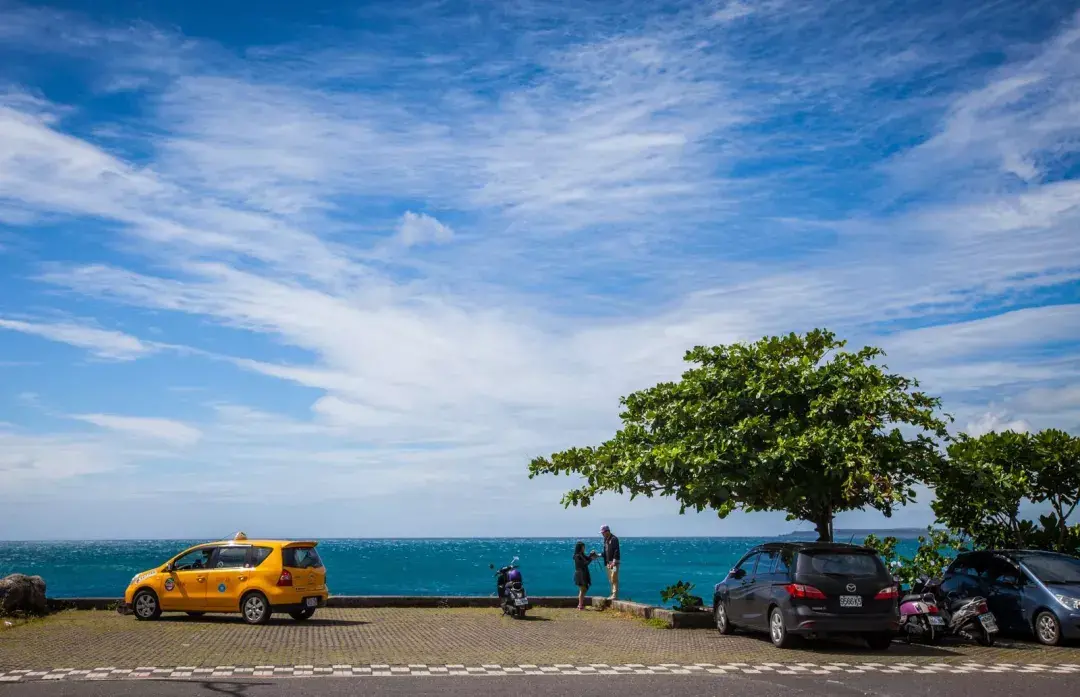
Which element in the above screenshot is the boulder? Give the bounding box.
[0,574,48,616]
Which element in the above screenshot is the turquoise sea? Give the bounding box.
[0,537,922,603]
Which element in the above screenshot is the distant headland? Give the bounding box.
[780,528,927,540]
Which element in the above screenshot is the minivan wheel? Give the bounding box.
[715,602,734,635]
[241,592,271,625]
[1035,611,1062,646]
[769,607,796,648]
[132,590,161,621]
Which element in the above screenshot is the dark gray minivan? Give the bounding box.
[713,542,899,649]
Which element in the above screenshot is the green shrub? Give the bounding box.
[659,580,701,611]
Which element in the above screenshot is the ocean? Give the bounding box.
[0,537,922,604]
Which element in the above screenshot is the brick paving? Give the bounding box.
[0,608,1077,674]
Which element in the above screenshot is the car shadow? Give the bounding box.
[159,615,368,627]
[730,631,963,657]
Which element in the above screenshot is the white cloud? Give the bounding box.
[0,317,154,360]
[712,1,756,23]
[71,414,203,446]
[964,411,1032,438]
[883,305,1080,360]
[396,211,454,247]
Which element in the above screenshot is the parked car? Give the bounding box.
[118,533,329,625]
[713,542,898,649]
[938,549,1080,646]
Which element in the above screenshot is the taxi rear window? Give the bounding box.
[251,547,274,567]
[283,547,323,569]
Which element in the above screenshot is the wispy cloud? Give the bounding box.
[0,317,155,360]
[71,414,203,446]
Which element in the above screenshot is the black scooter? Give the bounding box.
[924,578,998,646]
[490,557,529,619]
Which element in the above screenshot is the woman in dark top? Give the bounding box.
[573,541,598,610]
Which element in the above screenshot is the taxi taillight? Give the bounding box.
[277,569,293,587]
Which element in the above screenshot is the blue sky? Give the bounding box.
[1,0,1079,540]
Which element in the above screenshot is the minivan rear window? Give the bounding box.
[283,547,323,569]
[797,551,885,578]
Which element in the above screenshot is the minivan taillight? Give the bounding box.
[277,569,293,587]
[875,585,899,600]
[784,583,827,600]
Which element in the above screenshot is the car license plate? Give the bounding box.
[514,598,528,606]
[305,598,318,608]
[928,616,945,625]
[839,595,862,608]
[979,613,998,632]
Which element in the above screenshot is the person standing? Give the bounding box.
[600,525,620,600]
[572,541,597,610]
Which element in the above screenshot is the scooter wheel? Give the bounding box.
[517,609,527,619]
[977,629,995,647]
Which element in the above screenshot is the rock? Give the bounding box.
[0,574,48,616]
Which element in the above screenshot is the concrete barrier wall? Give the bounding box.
[592,598,715,629]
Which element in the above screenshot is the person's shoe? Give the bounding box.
[577,604,584,610]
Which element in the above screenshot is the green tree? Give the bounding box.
[1030,429,1080,551]
[864,528,968,587]
[933,431,1034,549]
[528,329,950,541]
[932,429,1080,553]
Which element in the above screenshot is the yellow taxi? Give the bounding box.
[119,533,329,624]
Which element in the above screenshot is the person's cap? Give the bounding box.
[599,525,610,533]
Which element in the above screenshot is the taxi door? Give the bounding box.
[205,545,253,611]
[159,547,213,611]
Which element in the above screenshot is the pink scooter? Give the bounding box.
[898,579,946,644]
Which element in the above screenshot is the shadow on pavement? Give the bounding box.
[159,615,368,627]
[198,681,275,696]
[726,631,963,657]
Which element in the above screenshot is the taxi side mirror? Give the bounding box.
[164,563,175,573]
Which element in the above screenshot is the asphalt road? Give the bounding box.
[2,673,1079,697]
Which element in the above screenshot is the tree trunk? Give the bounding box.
[813,513,833,542]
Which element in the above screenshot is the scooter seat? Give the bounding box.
[949,598,971,612]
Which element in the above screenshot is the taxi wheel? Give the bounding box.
[241,592,272,625]
[133,590,161,621]
[289,609,315,621]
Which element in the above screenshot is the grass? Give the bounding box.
[0,615,46,632]
[642,617,671,630]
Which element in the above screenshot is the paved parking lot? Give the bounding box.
[1,608,1077,672]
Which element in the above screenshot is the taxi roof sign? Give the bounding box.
[232,531,248,541]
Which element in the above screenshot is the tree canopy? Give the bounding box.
[528,329,950,541]
[932,429,1080,553]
